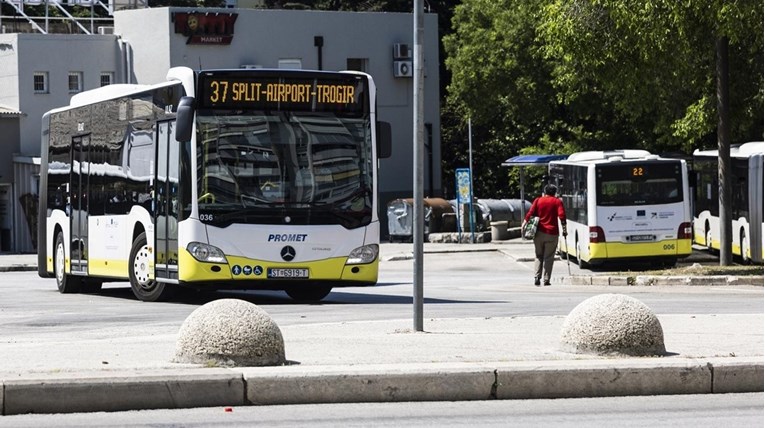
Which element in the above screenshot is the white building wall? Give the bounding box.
[0,35,21,110]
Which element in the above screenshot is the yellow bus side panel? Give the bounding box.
[178,252,379,283]
[692,233,744,257]
[88,259,129,279]
[589,239,692,261]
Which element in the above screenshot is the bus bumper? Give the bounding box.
[177,250,379,285]
[590,239,692,262]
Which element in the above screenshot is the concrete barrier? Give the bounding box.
[243,366,496,405]
[496,362,710,399]
[2,370,244,415]
[2,360,761,414]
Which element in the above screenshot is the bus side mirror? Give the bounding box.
[175,96,195,143]
[377,121,391,159]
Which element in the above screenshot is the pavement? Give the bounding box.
[0,238,762,416]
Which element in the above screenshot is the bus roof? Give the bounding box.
[69,81,183,108]
[693,141,764,159]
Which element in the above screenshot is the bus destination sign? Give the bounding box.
[198,74,366,113]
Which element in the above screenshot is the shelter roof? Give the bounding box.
[501,154,567,167]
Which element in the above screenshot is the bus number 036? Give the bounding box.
[200,214,214,221]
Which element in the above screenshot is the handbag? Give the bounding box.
[523,216,539,240]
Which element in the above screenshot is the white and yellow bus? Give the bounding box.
[38,67,391,302]
[692,142,764,264]
[548,150,692,267]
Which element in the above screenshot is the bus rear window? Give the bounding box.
[596,162,683,206]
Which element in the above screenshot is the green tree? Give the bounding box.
[538,0,763,152]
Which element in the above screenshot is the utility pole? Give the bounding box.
[412,0,425,331]
[717,36,732,266]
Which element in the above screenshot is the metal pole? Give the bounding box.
[468,118,475,243]
[717,36,732,265]
[412,0,425,332]
[519,166,526,235]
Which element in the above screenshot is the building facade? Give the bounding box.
[2,7,440,252]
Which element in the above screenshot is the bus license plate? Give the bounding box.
[629,234,654,242]
[267,268,309,279]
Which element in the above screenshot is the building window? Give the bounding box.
[68,72,83,93]
[278,59,302,69]
[100,72,114,87]
[346,58,369,72]
[33,72,49,94]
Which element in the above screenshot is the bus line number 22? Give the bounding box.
[632,167,644,177]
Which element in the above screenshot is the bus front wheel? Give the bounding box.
[55,232,82,293]
[129,232,173,302]
[285,286,332,303]
[705,225,715,253]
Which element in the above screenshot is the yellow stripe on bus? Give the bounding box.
[589,239,692,261]
[88,259,130,278]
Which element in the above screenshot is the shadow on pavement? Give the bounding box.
[94,285,498,307]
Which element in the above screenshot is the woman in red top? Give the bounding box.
[522,184,567,286]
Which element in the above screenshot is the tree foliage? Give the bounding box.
[443,0,763,200]
[538,0,763,152]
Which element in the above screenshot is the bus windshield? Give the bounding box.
[596,161,683,206]
[196,110,373,228]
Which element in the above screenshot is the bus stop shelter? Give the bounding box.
[501,154,568,220]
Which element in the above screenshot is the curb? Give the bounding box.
[566,275,764,287]
[2,359,762,415]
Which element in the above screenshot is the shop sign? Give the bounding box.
[172,12,238,45]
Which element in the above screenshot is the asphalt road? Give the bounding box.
[0,393,761,427]
[1,251,762,332]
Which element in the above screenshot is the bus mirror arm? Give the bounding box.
[176,96,195,143]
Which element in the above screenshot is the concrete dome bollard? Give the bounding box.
[560,294,666,356]
[174,299,286,367]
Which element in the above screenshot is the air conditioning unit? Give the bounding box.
[393,43,410,60]
[393,61,413,78]
[97,26,114,35]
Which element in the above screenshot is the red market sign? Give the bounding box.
[172,12,238,45]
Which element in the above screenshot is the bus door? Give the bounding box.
[70,135,89,274]
[154,120,179,281]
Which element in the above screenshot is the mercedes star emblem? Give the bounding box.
[280,245,296,262]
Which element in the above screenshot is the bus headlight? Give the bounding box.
[347,244,378,265]
[187,242,228,263]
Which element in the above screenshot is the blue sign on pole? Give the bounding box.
[456,168,471,203]
[455,168,475,241]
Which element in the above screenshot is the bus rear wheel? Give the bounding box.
[285,286,332,303]
[129,232,174,302]
[575,239,588,269]
[55,232,82,293]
